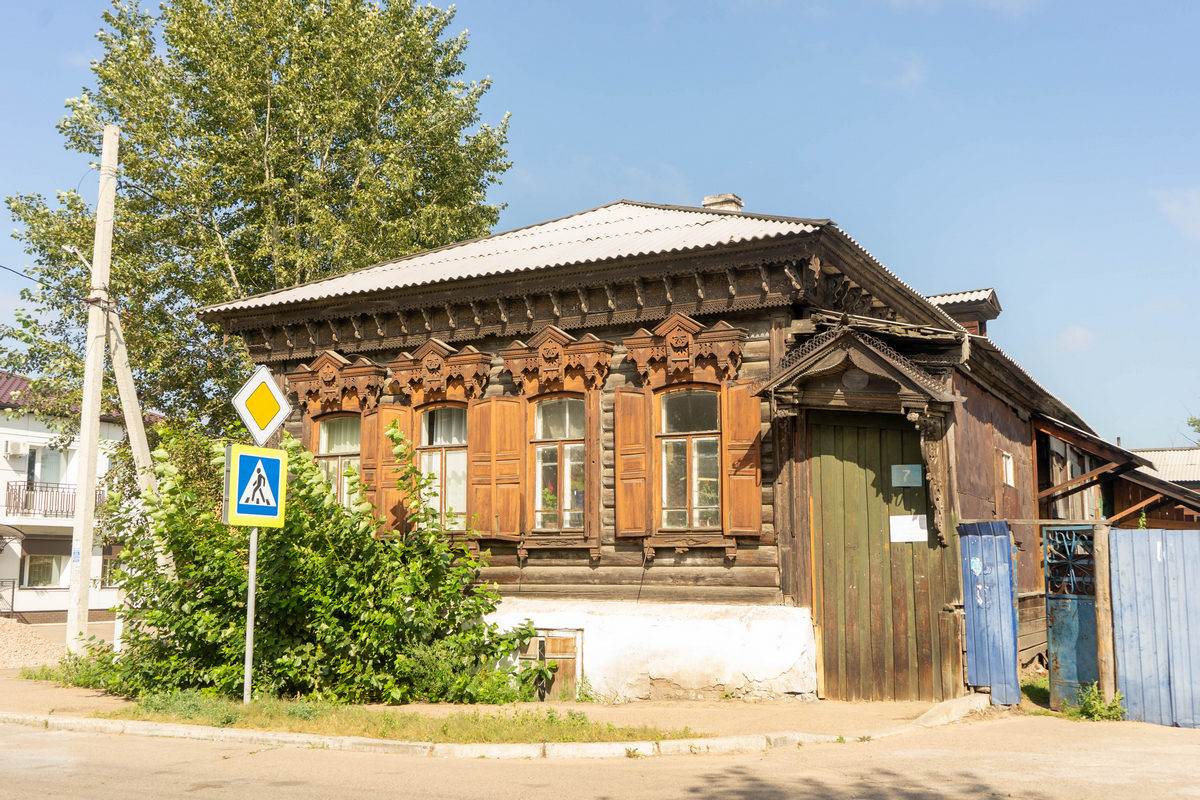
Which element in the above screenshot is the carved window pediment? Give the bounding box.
[758,327,961,405]
[287,350,387,416]
[623,313,746,388]
[500,325,614,394]
[387,338,490,404]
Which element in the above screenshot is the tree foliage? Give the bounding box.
[107,422,537,703]
[4,0,509,431]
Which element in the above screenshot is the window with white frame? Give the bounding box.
[1001,451,1016,487]
[532,398,585,531]
[658,389,721,530]
[419,406,467,529]
[317,416,361,507]
[23,554,69,588]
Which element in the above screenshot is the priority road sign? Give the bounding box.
[223,444,288,528]
[232,365,292,447]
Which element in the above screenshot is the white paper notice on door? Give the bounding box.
[889,514,929,543]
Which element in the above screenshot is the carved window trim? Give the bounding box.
[286,351,387,452]
[386,338,491,406]
[500,325,614,395]
[622,313,746,390]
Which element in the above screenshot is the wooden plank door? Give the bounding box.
[809,412,953,702]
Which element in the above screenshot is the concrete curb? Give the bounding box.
[0,693,988,760]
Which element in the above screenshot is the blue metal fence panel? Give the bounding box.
[1046,595,1097,709]
[1043,526,1098,710]
[1110,529,1200,728]
[958,522,1019,705]
[1165,532,1200,727]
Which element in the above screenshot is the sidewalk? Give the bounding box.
[0,671,988,758]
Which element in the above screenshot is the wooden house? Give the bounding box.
[199,196,1200,701]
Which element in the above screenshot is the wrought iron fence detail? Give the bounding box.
[4,481,103,519]
[1044,526,1095,597]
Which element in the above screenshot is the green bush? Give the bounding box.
[92,420,536,703]
[1066,682,1125,721]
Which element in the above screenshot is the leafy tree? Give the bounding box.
[105,422,537,703]
[4,0,509,431]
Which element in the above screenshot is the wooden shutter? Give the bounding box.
[375,404,413,532]
[359,406,381,507]
[467,397,524,540]
[614,387,652,538]
[722,380,763,537]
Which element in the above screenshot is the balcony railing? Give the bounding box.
[4,481,104,519]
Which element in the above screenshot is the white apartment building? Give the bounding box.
[0,372,126,623]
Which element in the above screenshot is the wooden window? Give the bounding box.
[418,405,468,530]
[531,397,586,531]
[657,389,721,530]
[316,415,360,507]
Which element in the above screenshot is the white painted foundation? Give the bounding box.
[488,598,817,701]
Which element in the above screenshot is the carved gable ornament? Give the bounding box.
[500,326,614,394]
[286,350,387,416]
[386,339,491,404]
[623,313,746,388]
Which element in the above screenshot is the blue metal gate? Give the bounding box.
[1110,529,1200,728]
[1044,526,1098,710]
[957,522,1019,705]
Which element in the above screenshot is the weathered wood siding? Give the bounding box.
[951,374,1038,592]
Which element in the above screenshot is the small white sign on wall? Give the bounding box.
[889,514,929,543]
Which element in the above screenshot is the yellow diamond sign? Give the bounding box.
[232,365,292,446]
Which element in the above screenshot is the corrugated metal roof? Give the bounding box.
[201,200,827,316]
[1131,447,1200,483]
[927,288,999,306]
[0,371,29,409]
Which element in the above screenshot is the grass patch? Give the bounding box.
[97,690,704,743]
[1021,674,1051,709]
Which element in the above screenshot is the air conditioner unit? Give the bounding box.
[3,440,29,457]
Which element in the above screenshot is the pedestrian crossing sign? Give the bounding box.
[223,444,288,528]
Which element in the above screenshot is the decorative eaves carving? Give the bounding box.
[500,325,614,394]
[386,338,491,404]
[286,350,387,416]
[757,326,961,404]
[623,312,747,388]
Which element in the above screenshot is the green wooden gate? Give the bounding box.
[810,412,961,702]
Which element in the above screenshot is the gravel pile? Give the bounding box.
[0,618,66,669]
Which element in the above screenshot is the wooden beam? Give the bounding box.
[1037,461,1121,501]
[604,284,616,311]
[1107,493,1166,525]
[496,297,508,324]
[420,308,432,331]
[523,295,535,321]
[258,328,273,350]
[327,320,338,343]
[1033,419,1142,467]
[470,300,482,327]
[444,302,457,330]
[661,276,672,304]
[372,313,385,337]
[634,277,645,308]
[576,288,588,314]
[350,317,362,340]
[693,272,705,300]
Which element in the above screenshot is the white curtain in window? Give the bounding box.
[319,417,361,455]
[423,407,467,445]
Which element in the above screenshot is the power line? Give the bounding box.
[0,263,42,285]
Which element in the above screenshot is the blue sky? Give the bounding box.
[1,0,1197,445]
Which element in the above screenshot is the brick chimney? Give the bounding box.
[702,193,744,212]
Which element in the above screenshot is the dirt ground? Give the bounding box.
[0,671,932,738]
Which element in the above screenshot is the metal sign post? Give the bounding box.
[226,368,292,705]
[243,526,258,706]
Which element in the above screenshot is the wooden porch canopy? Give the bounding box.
[1033,415,1150,506]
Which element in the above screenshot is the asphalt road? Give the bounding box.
[2,714,1198,799]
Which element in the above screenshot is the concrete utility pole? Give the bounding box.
[66,124,119,654]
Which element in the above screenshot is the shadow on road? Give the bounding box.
[683,766,1026,800]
